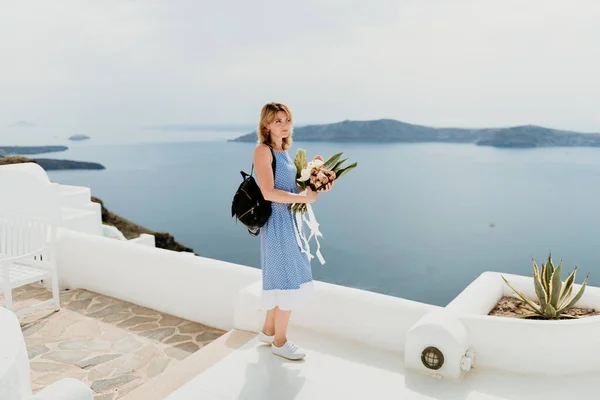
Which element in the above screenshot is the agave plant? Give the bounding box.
[502,254,589,319]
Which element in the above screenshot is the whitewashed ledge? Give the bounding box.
[56,227,600,379]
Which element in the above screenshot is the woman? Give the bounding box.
[253,102,333,360]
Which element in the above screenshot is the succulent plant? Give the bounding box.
[502,254,589,319]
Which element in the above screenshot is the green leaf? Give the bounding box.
[501,275,542,314]
[559,274,589,312]
[335,162,358,179]
[294,149,307,176]
[559,267,577,305]
[544,303,557,319]
[331,158,348,174]
[558,284,574,311]
[541,264,549,294]
[532,259,540,279]
[533,274,547,312]
[546,253,555,276]
[544,256,554,293]
[323,152,343,170]
[549,260,563,308]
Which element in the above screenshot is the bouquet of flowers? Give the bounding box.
[288,149,357,265]
[290,149,357,214]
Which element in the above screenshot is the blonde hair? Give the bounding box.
[257,102,294,150]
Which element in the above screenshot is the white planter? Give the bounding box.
[449,271,600,376]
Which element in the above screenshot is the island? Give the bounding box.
[0,145,68,155]
[9,121,35,127]
[0,156,105,171]
[229,119,600,148]
[69,135,91,141]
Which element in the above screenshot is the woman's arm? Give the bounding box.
[254,144,317,204]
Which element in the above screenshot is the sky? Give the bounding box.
[1,0,600,136]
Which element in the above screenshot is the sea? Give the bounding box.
[9,127,600,306]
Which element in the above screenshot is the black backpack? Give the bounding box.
[231,146,276,236]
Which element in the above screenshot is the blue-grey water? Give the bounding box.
[38,140,600,306]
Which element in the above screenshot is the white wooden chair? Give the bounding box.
[0,214,60,316]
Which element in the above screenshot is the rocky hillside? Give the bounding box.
[91,197,195,254]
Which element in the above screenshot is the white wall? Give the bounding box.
[56,228,440,351]
[0,164,61,222]
[56,229,261,331]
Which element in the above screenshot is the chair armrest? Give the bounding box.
[28,378,93,400]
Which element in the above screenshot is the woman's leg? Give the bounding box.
[273,307,292,347]
[262,307,276,335]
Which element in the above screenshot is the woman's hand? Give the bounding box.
[306,187,319,203]
[320,180,335,193]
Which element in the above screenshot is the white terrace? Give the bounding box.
[1,163,599,400]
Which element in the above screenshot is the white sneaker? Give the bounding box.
[258,331,274,345]
[271,341,306,360]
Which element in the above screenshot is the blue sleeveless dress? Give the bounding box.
[260,150,313,311]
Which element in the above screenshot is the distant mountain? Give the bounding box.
[0,145,68,155]
[9,120,35,127]
[69,134,90,141]
[229,119,600,148]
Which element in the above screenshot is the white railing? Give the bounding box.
[0,214,60,316]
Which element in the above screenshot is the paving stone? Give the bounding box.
[21,321,46,337]
[117,316,157,329]
[67,298,93,312]
[159,315,185,327]
[87,364,115,382]
[115,355,147,374]
[28,344,50,359]
[77,354,122,369]
[165,342,199,360]
[114,337,142,353]
[178,322,209,334]
[91,375,139,393]
[87,303,131,318]
[87,340,113,352]
[103,313,129,323]
[139,327,176,342]
[164,334,192,344]
[76,291,98,300]
[130,322,160,332]
[30,362,71,372]
[131,306,158,316]
[196,331,222,342]
[59,339,89,351]
[42,351,89,364]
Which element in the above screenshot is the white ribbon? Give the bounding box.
[292,190,326,265]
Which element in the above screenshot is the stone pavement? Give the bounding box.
[1,283,225,400]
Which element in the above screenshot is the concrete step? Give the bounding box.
[121,330,254,400]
